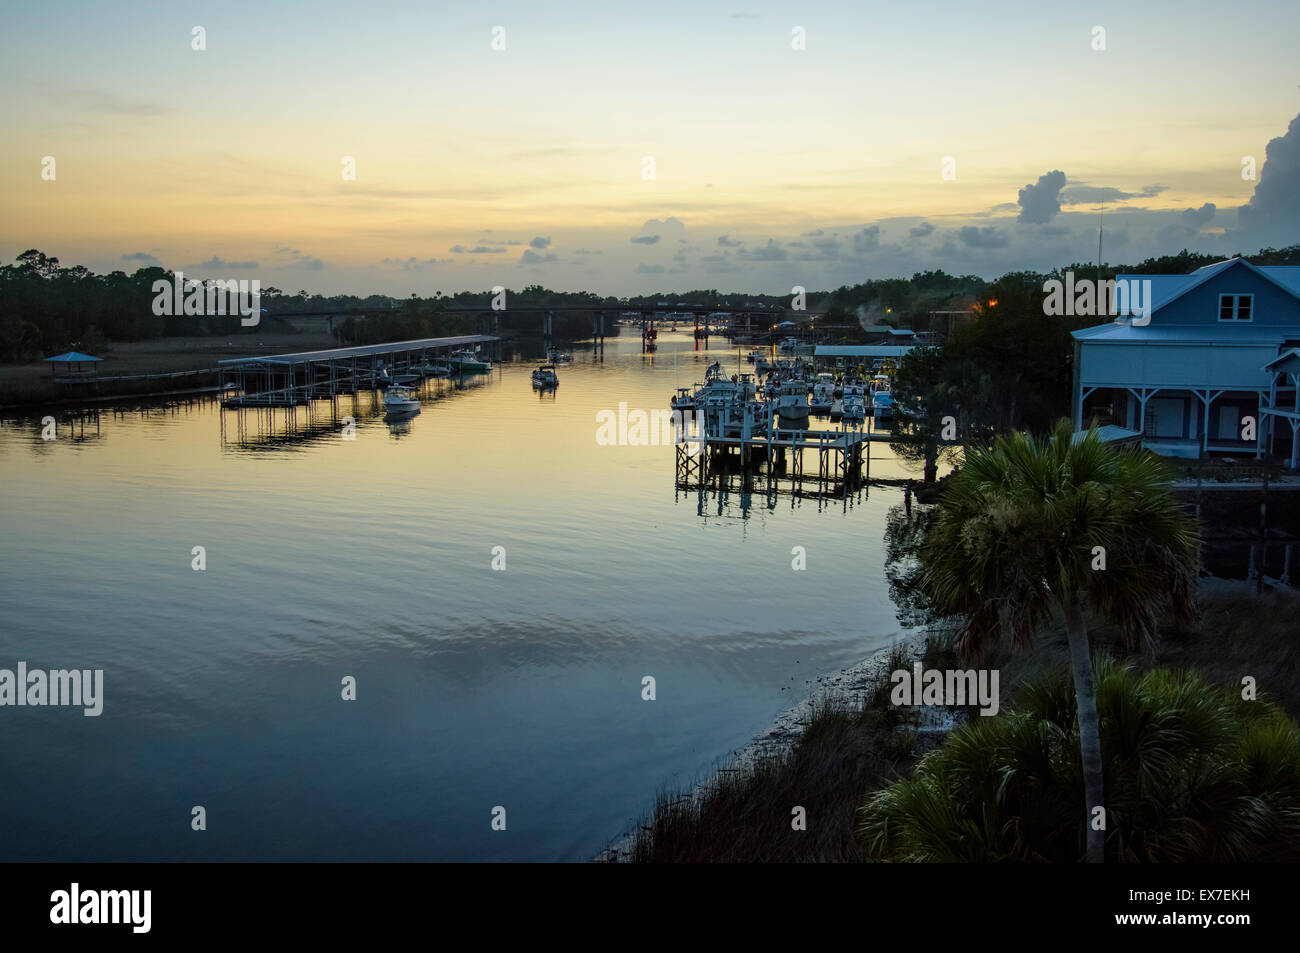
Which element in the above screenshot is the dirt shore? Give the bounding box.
[0,333,335,410]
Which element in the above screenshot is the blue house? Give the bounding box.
[1071,257,1300,469]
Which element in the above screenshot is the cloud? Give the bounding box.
[1181,203,1217,229]
[717,235,744,247]
[529,236,552,249]
[121,251,159,264]
[574,249,602,255]
[958,226,1009,248]
[40,84,174,117]
[908,222,934,238]
[741,239,788,261]
[636,263,666,274]
[630,235,660,245]
[192,256,259,270]
[299,257,325,270]
[852,225,881,254]
[641,216,685,234]
[520,249,558,264]
[450,245,508,254]
[1060,183,1168,205]
[1237,111,1300,245]
[1017,169,1067,224]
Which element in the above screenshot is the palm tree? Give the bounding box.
[919,419,1199,861]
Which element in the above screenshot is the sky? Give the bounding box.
[2,0,1299,295]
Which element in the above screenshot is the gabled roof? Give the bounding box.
[1117,257,1300,318]
[44,351,103,362]
[1263,348,1300,372]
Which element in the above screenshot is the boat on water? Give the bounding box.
[382,384,420,414]
[420,362,452,378]
[774,379,810,429]
[548,349,574,363]
[531,364,560,388]
[670,387,696,411]
[810,373,836,414]
[841,390,867,424]
[449,349,492,374]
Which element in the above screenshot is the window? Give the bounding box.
[1219,294,1253,321]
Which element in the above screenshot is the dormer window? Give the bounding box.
[1219,294,1253,321]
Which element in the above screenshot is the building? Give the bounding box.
[1071,257,1300,468]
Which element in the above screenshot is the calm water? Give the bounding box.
[0,334,924,861]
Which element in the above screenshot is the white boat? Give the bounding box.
[531,364,559,387]
[841,392,867,424]
[774,380,810,429]
[383,384,420,414]
[548,348,574,363]
[449,349,492,374]
[420,362,452,378]
[670,387,696,411]
[810,373,836,414]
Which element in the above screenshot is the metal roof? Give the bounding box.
[813,345,915,357]
[45,351,103,362]
[217,335,498,366]
[1072,323,1294,344]
[1072,425,1142,445]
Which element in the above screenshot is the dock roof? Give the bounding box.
[217,335,498,366]
[813,345,915,358]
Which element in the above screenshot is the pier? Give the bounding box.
[217,334,500,408]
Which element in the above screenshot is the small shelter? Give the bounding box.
[45,351,103,382]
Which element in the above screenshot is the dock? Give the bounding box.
[217,335,500,408]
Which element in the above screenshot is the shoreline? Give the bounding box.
[597,628,932,862]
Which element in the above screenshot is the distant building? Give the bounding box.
[1071,257,1300,468]
[44,351,103,382]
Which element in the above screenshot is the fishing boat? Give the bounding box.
[810,373,836,414]
[774,379,810,429]
[420,362,452,378]
[449,349,492,374]
[547,349,574,363]
[670,387,696,411]
[841,391,867,424]
[746,348,765,364]
[382,384,420,414]
[531,364,559,388]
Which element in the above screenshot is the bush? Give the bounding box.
[859,659,1300,862]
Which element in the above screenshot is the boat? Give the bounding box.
[420,362,452,378]
[810,373,836,414]
[382,384,420,414]
[547,348,574,363]
[531,364,559,388]
[746,348,764,364]
[449,349,492,374]
[841,390,867,424]
[670,387,696,411]
[773,379,810,429]
[869,374,893,418]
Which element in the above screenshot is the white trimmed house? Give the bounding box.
[1071,258,1300,469]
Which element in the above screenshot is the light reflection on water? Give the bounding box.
[0,334,929,860]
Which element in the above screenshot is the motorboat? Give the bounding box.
[382,385,420,414]
[841,391,867,424]
[449,349,492,374]
[420,362,452,378]
[531,364,560,388]
[810,373,836,414]
[774,379,810,429]
[670,387,696,411]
